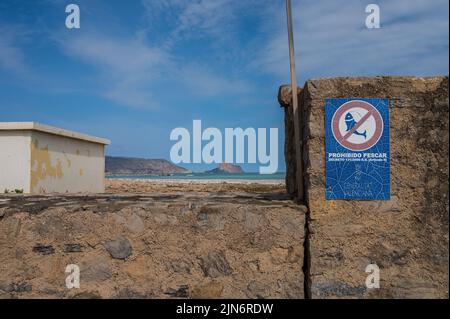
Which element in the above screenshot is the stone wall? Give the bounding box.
[0,192,305,299]
[1,76,447,299]
[279,76,449,298]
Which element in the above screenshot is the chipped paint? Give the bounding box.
[30,139,64,192]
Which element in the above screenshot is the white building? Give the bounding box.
[0,122,110,194]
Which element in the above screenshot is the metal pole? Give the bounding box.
[286,0,304,201]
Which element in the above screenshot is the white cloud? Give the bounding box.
[177,64,253,96]
[0,26,29,75]
[3,0,447,110]
[141,0,237,43]
[56,28,254,109]
[1,0,262,109]
[47,0,265,110]
[58,33,168,109]
[256,0,449,83]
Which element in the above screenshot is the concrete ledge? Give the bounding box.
[0,122,110,145]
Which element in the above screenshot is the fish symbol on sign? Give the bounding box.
[345,112,367,139]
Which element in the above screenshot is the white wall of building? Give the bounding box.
[0,131,31,193]
[0,122,109,194]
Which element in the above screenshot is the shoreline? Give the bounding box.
[107,177,284,185]
[106,179,286,194]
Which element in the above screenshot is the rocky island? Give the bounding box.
[205,163,244,174]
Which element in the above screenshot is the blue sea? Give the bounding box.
[107,172,285,181]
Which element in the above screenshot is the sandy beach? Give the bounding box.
[106,179,286,194]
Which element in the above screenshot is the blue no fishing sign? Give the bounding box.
[325,98,390,200]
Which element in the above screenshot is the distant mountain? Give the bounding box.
[206,163,244,174]
[105,156,190,175]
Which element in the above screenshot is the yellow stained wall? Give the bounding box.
[29,131,105,193]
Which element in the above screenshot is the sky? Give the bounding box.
[0,0,448,172]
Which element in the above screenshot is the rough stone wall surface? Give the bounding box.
[278,86,302,197]
[280,76,449,298]
[0,192,305,299]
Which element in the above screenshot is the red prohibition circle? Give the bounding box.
[331,100,383,151]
